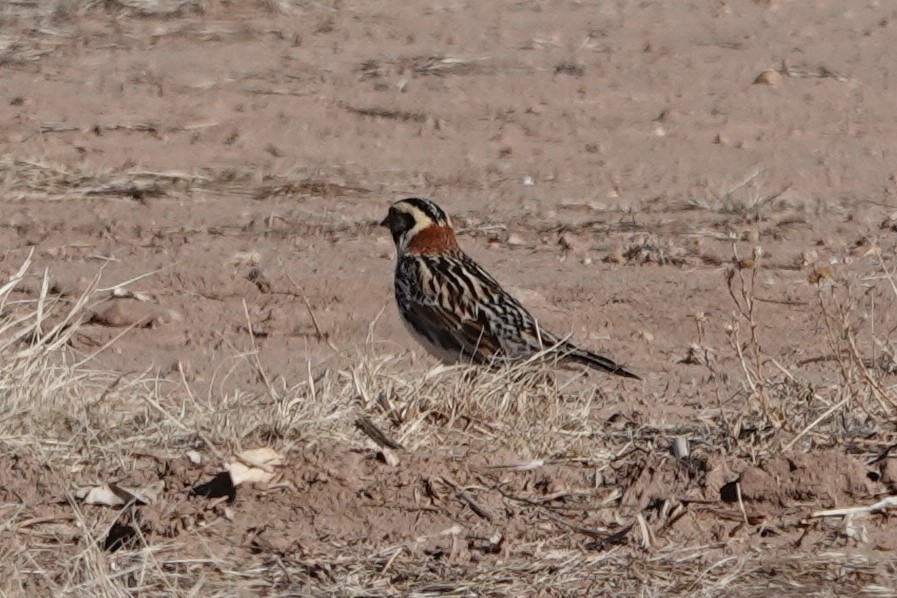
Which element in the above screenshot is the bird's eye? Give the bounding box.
[397,211,415,233]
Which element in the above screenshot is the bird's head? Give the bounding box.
[380,197,459,256]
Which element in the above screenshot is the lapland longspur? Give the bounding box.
[380,197,639,379]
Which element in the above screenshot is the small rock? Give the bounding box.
[741,229,760,243]
[656,108,677,122]
[735,257,755,270]
[670,436,690,459]
[89,301,157,328]
[247,267,273,293]
[49,277,92,298]
[170,358,194,381]
[156,309,184,325]
[754,69,783,86]
[557,234,579,253]
[853,244,881,258]
[808,265,834,284]
[110,288,152,301]
[678,344,716,366]
[880,459,897,490]
[232,251,261,266]
[736,466,776,501]
[506,233,526,247]
[604,250,624,264]
[881,213,897,231]
[379,448,400,467]
[801,249,819,267]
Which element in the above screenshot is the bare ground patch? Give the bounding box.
[3,249,897,594]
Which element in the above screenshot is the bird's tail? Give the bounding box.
[561,343,640,379]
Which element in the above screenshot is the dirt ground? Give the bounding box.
[3,0,897,595]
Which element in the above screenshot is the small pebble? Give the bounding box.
[754,69,783,86]
[89,301,157,328]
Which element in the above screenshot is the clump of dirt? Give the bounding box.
[731,451,878,510]
[619,453,709,510]
[617,449,882,518]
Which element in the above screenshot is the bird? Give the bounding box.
[379,197,639,379]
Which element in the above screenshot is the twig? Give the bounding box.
[286,273,337,352]
[439,476,493,521]
[39,123,80,133]
[635,512,652,549]
[139,384,222,460]
[735,482,749,526]
[96,268,166,294]
[342,105,427,123]
[489,459,545,471]
[723,168,761,200]
[354,416,404,450]
[17,514,76,529]
[754,296,808,306]
[782,397,850,451]
[301,295,326,341]
[243,88,312,98]
[39,122,163,135]
[241,299,277,399]
[541,510,631,546]
[845,328,897,410]
[811,496,897,518]
[457,490,493,522]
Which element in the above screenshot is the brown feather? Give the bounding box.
[406,225,460,255]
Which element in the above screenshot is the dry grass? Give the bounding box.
[719,248,897,457]
[3,0,897,594]
[3,246,897,596]
[0,156,369,203]
[1,157,896,597]
[0,254,348,595]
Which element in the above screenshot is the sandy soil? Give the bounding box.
[2,0,897,595]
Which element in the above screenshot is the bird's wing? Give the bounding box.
[454,254,562,356]
[399,253,640,377]
[398,255,503,363]
[418,253,554,360]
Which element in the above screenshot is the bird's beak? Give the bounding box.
[379,215,390,228]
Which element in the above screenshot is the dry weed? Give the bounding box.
[3,246,897,595]
[720,243,897,457]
